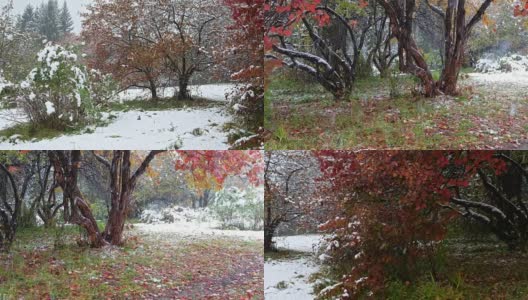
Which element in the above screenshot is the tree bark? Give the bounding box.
[102,150,164,245]
[178,75,191,100]
[264,224,276,252]
[49,151,107,248]
[149,77,158,101]
[378,0,493,97]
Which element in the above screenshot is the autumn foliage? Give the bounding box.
[514,0,528,16]
[314,151,509,297]
[174,150,264,188]
[223,0,265,140]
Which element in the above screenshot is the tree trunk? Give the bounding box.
[178,75,191,100]
[438,62,461,95]
[101,150,163,246]
[103,151,132,246]
[264,225,276,252]
[49,151,107,248]
[148,77,158,101]
[51,150,163,248]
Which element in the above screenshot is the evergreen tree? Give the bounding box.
[17,4,35,32]
[59,1,74,36]
[38,0,60,41]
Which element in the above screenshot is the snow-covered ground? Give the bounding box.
[470,54,528,88]
[0,84,237,149]
[0,108,27,130]
[133,204,263,241]
[265,234,325,300]
[116,83,234,102]
[134,223,263,241]
[0,107,232,150]
[468,71,528,87]
[274,234,324,253]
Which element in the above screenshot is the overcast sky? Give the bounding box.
[1,0,92,33]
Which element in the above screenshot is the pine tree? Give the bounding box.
[38,0,60,41]
[59,1,74,36]
[17,4,35,32]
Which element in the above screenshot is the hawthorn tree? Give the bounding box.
[0,152,38,251]
[84,0,228,100]
[48,150,262,247]
[265,0,382,99]
[17,152,54,228]
[442,152,528,251]
[35,162,62,228]
[264,151,318,251]
[152,0,228,100]
[368,5,398,78]
[48,150,163,247]
[376,0,495,96]
[313,150,512,298]
[82,0,165,100]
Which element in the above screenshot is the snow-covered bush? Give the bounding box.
[0,70,14,108]
[88,69,118,105]
[0,70,13,95]
[210,186,264,230]
[16,43,100,128]
[475,54,528,73]
[140,205,211,224]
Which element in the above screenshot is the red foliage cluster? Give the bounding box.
[514,0,528,16]
[223,0,264,125]
[313,151,507,298]
[224,0,264,82]
[174,150,263,187]
[264,0,329,51]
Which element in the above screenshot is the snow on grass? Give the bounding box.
[265,235,325,300]
[470,54,528,88]
[117,83,235,102]
[475,54,528,73]
[274,234,324,253]
[0,108,27,130]
[468,71,528,87]
[137,204,263,241]
[140,205,213,225]
[0,107,232,150]
[134,222,263,241]
[265,257,320,300]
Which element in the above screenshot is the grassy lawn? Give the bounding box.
[308,237,528,300]
[265,71,528,150]
[381,239,528,300]
[0,226,263,299]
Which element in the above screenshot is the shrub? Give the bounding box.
[88,69,118,106]
[211,186,264,230]
[0,70,15,107]
[16,43,101,129]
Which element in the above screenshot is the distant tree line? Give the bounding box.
[17,0,74,41]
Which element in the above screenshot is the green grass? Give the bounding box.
[0,123,79,141]
[266,70,527,150]
[0,225,264,299]
[314,234,528,300]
